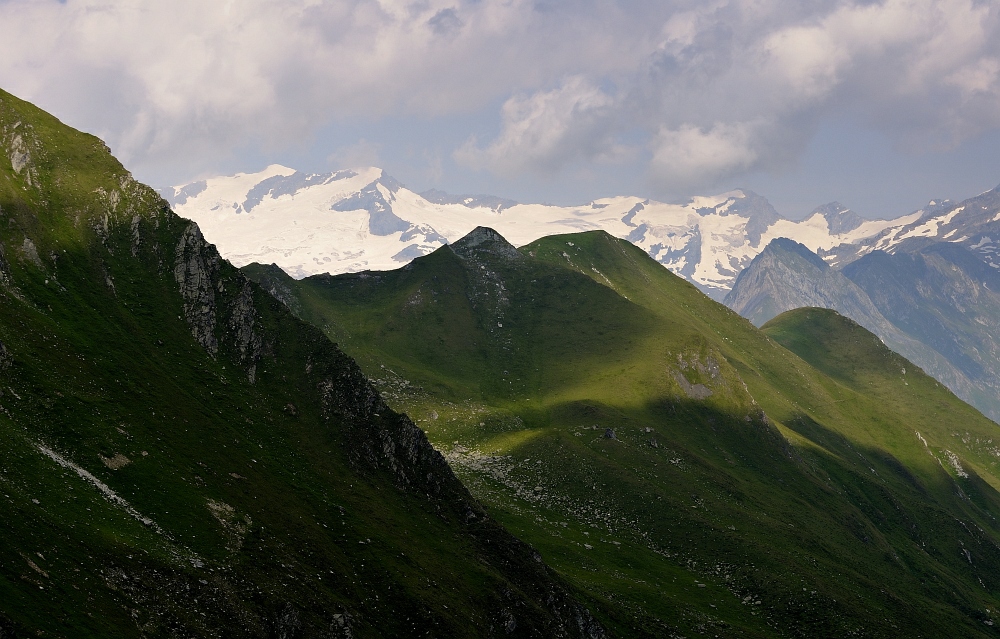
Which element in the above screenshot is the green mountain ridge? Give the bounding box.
[724,237,982,420]
[245,227,1000,636]
[726,226,1000,425]
[0,89,606,637]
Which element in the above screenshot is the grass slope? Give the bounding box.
[245,228,1000,637]
[0,90,606,638]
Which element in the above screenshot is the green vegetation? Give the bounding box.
[0,90,605,637]
[246,227,1000,637]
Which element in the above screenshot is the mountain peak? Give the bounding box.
[449,226,521,261]
[811,202,863,235]
[764,237,830,271]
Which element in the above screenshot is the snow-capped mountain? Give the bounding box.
[164,165,927,299]
[822,187,1000,268]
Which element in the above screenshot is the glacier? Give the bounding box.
[165,165,985,299]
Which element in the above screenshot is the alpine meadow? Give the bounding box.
[244,224,1000,637]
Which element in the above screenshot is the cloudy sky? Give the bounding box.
[2,0,1000,219]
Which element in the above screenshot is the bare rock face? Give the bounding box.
[0,340,10,372]
[0,242,9,284]
[450,226,522,262]
[174,223,220,355]
[172,222,265,382]
[9,133,29,174]
[18,238,43,269]
[228,281,263,382]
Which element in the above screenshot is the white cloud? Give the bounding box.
[327,138,382,170]
[1,0,999,194]
[454,77,625,176]
[0,0,651,176]
[649,122,760,191]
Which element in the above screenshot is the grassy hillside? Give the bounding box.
[0,90,607,637]
[245,228,1000,637]
[842,243,1000,422]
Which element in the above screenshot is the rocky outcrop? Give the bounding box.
[450,226,523,262]
[6,127,37,187]
[0,340,10,372]
[18,238,43,269]
[311,343,607,638]
[173,223,220,355]
[0,242,9,284]
[227,282,263,383]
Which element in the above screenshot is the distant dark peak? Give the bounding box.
[161,180,207,208]
[766,237,829,271]
[925,197,951,207]
[419,188,517,213]
[812,202,863,235]
[241,169,358,213]
[377,171,404,193]
[621,201,646,227]
[687,189,781,250]
[626,223,648,243]
[450,226,521,260]
[729,190,780,218]
[332,177,411,236]
[420,188,449,202]
[723,190,782,248]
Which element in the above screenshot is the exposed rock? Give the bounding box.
[729,238,999,422]
[672,371,713,399]
[8,132,34,186]
[327,612,354,639]
[311,349,606,637]
[671,351,723,400]
[275,603,302,639]
[174,223,219,355]
[228,281,263,382]
[419,188,517,214]
[93,211,112,249]
[450,226,522,262]
[0,242,8,283]
[502,608,517,633]
[0,340,10,372]
[206,498,252,551]
[130,215,142,257]
[256,265,303,316]
[603,428,616,440]
[18,238,43,269]
[0,611,19,639]
[99,453,131,470]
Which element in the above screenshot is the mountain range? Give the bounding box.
[726,203,1000,423]
[167,164,1000,424]
[164,166,915,300]
[9,84,1000,637]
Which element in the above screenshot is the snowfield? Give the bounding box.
[166,165,981,298]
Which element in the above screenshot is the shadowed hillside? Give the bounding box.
[0,89,607,638]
